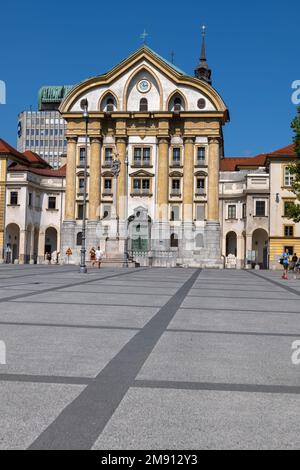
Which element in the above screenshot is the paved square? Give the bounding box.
[0,265,299,449]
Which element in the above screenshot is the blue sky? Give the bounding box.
[0,0,299,156]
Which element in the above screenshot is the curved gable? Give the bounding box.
[60,47,228,117]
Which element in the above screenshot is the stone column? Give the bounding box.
[19,229,26,264]
[29,226,35,264]
[37,230,45,264]
[89,137,101,221]
[237,234,245,269]
[204,137,221,265]
[65,137,77,221]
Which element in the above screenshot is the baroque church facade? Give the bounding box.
[59,39,229,267]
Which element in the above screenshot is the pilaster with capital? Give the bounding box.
[65,137,77,221]
[89,137,101,221]
[116,137,127,220]
[207,137,220,223]
[183,137,195,222]
[157,137,169,221]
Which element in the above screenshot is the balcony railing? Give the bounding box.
[102,160,113,168]
[103,188,113,195]
[132,188,151,196]
[170,188,181,196]
[133,159,151,167]
[170,160,181,167]
[195,188,206,196]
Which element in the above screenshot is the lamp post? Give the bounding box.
[123,151,129,267]
[79,98,89,274]
[111,155,121,238]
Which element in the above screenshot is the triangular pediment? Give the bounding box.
[129,169,154,178]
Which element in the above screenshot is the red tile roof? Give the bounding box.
[0,138,27,163]
[0,138,65,176]
[221,144,297,171]
[220,154,267,171]
[268,144,296,157]
[23,150,52,168]
[9,163,66,177]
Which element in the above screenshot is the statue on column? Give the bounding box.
[111,157,121,177]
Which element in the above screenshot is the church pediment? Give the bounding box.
[60,46,228,118]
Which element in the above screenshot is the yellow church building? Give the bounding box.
[59,36,229,267]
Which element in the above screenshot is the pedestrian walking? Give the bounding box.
[90,247,96,267]
[95,246,104,269]
[291,253,298,272]
[280,249,290,280]
[46,252,52,265]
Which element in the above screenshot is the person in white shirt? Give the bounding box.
[95,246,104,269]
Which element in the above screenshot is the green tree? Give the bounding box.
[287,107,300,222]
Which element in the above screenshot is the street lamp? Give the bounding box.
[79,98,89,273]
[123,151,129,267]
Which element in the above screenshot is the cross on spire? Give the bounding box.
[171,51,175,64]
[140,29,149,45]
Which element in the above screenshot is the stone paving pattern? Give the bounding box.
[0,265,299,449]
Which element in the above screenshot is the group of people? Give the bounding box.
[45,251,60,265]
[280,250,300,280]
[89,246,104,269]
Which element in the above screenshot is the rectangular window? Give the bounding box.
[104,178,112,190]
[143,147,151,165]
[228,205,236,219]
[255,200,266,217]
[133,178,150,193]
[79,148,86,165]
[196,178,205,195]
[284,245,294,256]
[134,148,142,164]
[10,192,18,205]
[284,201,294,217]
[103,205,111,219]
[172,148,181,164]
[196,204,205,221]
[170,205,180,221]
[133,179,141,191]
[48,196,56,210]
[142,179,150,190]
[242,203,246,219]
[171,179,181,195]
[104,147,113,165]
[28,193,32,206]
[284,167,294,187]
[78,178,85,193]
[104,178,112,194]
[284,225,294,237]
[197,147,205,163]
[77,204,84,220]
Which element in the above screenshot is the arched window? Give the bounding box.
[174,97,182,111]
[106,98,114,112]
[170,233,179,248]
[139,98,148,112]
[76,232,83,246]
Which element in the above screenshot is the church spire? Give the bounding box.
[195,25,212,85]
